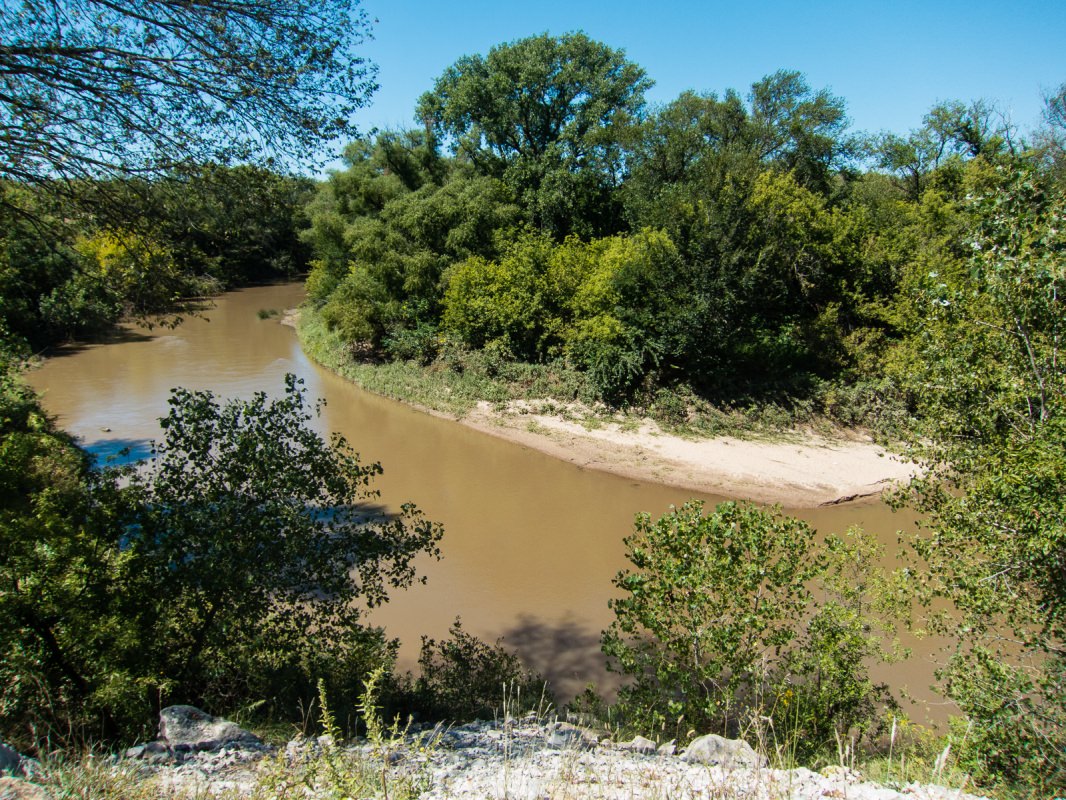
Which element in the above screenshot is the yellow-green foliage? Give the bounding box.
[442,232,557,357]
[564,229,679,349]
[74,229,203,316]
[442,228,689,395]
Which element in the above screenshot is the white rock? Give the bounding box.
[679,733,768,768]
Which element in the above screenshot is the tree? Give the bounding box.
[0,372,443,744]
[417,32,651,237]
[875,99,1015,201]
[129,376,444,713]
[0,0,376,193]
[899,165,1066,790]
[747,70,853,192]
[0,183,122,345]
[121,164,316,286]
[1037,81,1066,183]
[874,129,941,201]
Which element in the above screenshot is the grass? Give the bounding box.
[857,716,975,795]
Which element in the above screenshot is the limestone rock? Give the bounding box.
[680,733,767,769]
[545,722,598,750]
[158,705,261,752]
[618,735,658,754]
[0,776,52,800]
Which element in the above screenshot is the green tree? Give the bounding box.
[747,70,853,192]
[129,376,444,714]
[899,165,1066,790]
[129,165,316,286]
[441,229,694,397]
[1037,81,1066,184]
[442,232,558,360]
[561,229,694,398]
[0,371,443,745]
[313,170,521,353]
[0,184,122,346]
[417,32,651,237]
[874,99,1015,202]
[0,340,143,742]
[74,228,217,319]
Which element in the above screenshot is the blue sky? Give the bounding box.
[349,0,1065,140]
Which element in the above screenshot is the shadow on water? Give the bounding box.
[34,300,222,358]
[500,615,621,704]
[85,437,154,466]
[38,327,157,358]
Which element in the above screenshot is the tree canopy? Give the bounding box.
[0,0,377,189]
[417,32,651,237]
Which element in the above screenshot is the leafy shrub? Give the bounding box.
[411,618,549,722]
[602,501,895,758]
[0,372,443,746]
[382,323,441,364]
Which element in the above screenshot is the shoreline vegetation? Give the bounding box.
[2,13,1062,790]
[292,306,916,508]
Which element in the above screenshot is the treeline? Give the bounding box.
[296,35,1066,791]
[301,33,1065,422]
[1,29,1064,794]
[0,165,313,348]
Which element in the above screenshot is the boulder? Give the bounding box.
[158,705,261,752]
[0,776,52,800]
[680,733,767,769]
[617,735,658,755]
[545,722,598,750]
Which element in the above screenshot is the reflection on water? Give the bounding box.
[27,283,951,723]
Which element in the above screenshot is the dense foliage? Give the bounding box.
[0,370,442,746]
[894,167,1066,790]
[296,32,1066,791]
[301,37,919,406]
[0,166,313,348]
[602,502,896,759]
[2,19,1065,793]
[407,618,547,722]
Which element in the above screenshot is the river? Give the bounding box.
[27,283,946,722]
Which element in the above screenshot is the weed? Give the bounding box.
[859,716,973,792]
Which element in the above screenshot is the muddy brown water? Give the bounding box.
[27,283,953,724]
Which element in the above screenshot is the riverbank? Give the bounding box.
[292,309,916,508]
[9,707,980,800]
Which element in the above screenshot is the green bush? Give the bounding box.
[409,618,549,722]
[0,370,443,746]
[601,501,895,759]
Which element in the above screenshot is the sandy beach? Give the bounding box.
[460,400,916,508]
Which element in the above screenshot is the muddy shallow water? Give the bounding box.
[28,283,950,722]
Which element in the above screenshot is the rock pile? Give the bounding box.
[136,708,987,800]
[5,708,990,800]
